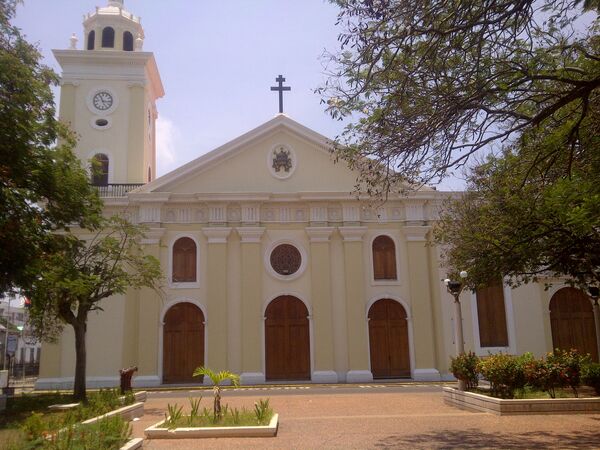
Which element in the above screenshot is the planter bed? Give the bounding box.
[81,401,144,425]
[444,387,600,415]
[145,413,279,439]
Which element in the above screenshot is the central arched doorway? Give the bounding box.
[265,296,310,381]
[163,302,205,383]
[368,299,411,378]
[550,287,598,361]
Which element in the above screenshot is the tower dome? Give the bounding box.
[83,0,144,51]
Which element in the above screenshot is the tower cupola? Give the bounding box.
[83,0,144,52]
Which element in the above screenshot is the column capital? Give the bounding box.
[305,226,335,243]
[339,226,368,242]
[236,227,265,243]
[202,227,232,244]
[402,225,431,242]
[140,228,165,245]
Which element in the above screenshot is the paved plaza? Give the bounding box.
[130,384,600,449]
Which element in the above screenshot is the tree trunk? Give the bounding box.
[72,321,87,402]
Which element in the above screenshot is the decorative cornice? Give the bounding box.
[237,227,265,243]
[339,226,368,242]
[402,225,431,242]
[202,227,232,244]
[305,227,335,243]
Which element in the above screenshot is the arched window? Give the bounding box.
[101,27,115,48]
[372,235,397,280]
[172,237,197,283]
[91,153,109,186]
[123,31,134,51]
[87,30,95,50]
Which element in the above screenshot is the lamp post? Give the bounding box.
[445,271,468,391]
[589,286,600,360]
[16,325,24,380]
[444,271,469,355]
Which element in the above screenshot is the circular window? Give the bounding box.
[270,244,301,276]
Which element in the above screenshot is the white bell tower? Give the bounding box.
[53,0,164,191]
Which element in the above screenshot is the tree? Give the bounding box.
[433,95,600,289]
[25,217,162,401]
[319,0,600,193]
[193,367,240,420]
[0,0,101,293]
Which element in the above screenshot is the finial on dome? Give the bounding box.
[108,0,124,7]
[69,33,78,50]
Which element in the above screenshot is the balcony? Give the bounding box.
[93,183,144,198]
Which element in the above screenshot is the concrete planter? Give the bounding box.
[145,413,279,439]
[444,386,600,415]
[120,437,143,450]
[82,401,144,425]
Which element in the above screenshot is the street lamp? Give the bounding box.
[588,286,600,360]
[445,271,468,391]
[16,325,24,380]
[444,270,468,355]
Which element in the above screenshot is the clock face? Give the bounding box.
[93,91,113,111]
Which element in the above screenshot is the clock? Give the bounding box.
[93,91,113,111]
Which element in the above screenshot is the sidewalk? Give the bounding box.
[131,386,600,449]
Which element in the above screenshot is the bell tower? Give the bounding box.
[53,0,164,190]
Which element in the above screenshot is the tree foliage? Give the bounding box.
[434,94,600,289]
[0,0,101,293]
[320,0,600,193]
[25,217,163,401]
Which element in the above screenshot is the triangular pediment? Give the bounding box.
[137,115,360,196]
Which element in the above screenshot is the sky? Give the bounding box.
[12,0,464,190]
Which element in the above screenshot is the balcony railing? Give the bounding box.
[93,183,144,198]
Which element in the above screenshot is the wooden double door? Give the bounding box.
[368,299,411,378]
[265,296,311,381]
[550,288,598,362]
[163,302,205,383]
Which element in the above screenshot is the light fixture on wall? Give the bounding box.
[444,270,468,391]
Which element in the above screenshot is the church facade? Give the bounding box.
[36,1,599,389]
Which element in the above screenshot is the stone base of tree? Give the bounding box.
[144,414,279,439]
[444,387,600,415]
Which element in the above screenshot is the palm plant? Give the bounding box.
[192,366,240,420]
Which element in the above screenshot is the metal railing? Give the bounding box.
[93,183,144,198]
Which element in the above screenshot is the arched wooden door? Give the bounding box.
[163,303,205,383]
[368,299,410,378]
[550,288,598,361]
[265,296,310,380]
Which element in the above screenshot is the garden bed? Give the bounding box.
[145,413,279,439]
[444,386,600,415]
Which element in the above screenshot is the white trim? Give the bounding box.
[470,281,517,355]
[346,370,373,383]
[86,86,119,116]
[312,371,338,383]
[264,239,308,281]
[35,376,119,390]
[167,233,201,289]
[262,293,313,382]
[239,372,266,385]
[365,295,415,379]
[368,232,401,286]
[267,143,297,180]
[87,149,114,185]
[413,369,441,381]
[158,298,207,385]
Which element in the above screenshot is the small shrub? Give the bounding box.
[254,399,272,425]
[45,415,131,450]
[477,353,530,398]
[449,351,479,390]
[582,362,600,395]
[547,349,590,397]
[164,403,183,430]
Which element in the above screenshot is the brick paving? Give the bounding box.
[131,385,600,449]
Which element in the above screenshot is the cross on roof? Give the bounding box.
[270,75,291,114]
